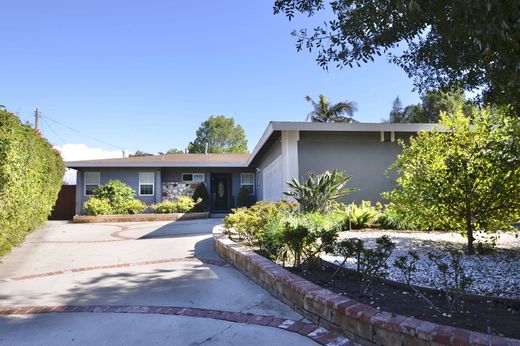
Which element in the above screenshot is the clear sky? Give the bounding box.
[1,0,420,156]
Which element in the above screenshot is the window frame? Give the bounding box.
[240,173,255,195]
[138,172,155,196]
[182,173,205,183]
[84,172,100,196]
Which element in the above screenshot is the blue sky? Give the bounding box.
[1,0,420,155]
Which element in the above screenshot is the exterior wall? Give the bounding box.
[298,131,411,203]
[161,167,255,210]
[75,168,161,214]
[253,139,282,201]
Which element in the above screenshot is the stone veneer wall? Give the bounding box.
[162,182,200,201]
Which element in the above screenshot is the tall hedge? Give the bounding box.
[0,109,65,255]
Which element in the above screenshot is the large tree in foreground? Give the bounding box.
[274,1,520,115]
[386,107,520,253]
[305,94,357,123]
[189,115,248,154]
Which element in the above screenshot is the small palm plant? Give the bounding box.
[305,94,358,123]
[284,170,355,213]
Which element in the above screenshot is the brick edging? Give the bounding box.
[0,305,357,346]
[212,225,520,346]
[73,212,209,223]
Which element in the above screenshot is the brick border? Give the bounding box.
[0,305,357,345]
[73,212,209,223]
[213,226,520,346]
[6,257,230,281]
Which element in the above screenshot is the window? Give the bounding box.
[139,172,155,196]
[240,173,255,195]
[84,172,100,196]
[182,173,205,183]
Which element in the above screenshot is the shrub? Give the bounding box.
[123,199,147,214]
[376,203,416,230]
[284,170,355,213]
[191,183,209,212]
[84,198,113,216]
[344,201,379,229]
[224,200,299,244]
[0,109,65,255]
[150,196,199,214]
[92,180,135,214]
[237,186,254,208]
[278,214,313,269]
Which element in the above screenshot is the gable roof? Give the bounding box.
[66,122,438,169]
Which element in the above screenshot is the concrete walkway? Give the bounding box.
[0,220,333,345]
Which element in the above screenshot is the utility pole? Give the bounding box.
[34,108,39,130]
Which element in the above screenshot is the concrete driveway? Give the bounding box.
[0,219,336,345]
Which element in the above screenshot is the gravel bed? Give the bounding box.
[322,230,520,299]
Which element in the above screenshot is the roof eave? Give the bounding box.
[66,162,248,169]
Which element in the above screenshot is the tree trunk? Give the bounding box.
[466,212,475,254]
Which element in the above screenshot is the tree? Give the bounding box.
[402,89,475,123]
[389,96,404,123]
[386,107,520,253]
[273,1,520,114]
[305,94,357,123]
[166,148,184,154]
[188,115,248,154]
[130,150,153,157]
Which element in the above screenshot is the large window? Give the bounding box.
[182,173,205,183]
[84,172,100,196]
[240,173,255,195]
[139,172,155,196]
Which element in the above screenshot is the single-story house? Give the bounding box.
[67,122,436,215]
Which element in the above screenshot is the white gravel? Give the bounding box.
[322,230,520,299]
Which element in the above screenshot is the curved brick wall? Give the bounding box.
[213,226,519,346]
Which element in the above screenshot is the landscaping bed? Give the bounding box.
[293,263,520,339]
[323,230,520,299]
[73,212,209,223]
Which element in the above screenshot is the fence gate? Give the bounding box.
[49,185,76,220]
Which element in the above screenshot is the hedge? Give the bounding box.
[0,109,65,256]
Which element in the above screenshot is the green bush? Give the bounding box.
[344,201,379,229]
[151,196,199,214]
[123,199,147,214]
[83,180,146,216]
[191,183,209,212]
[237,186,254,208]
[84,198,113,216]
[284,170,355,213]
[224,200,299,244]
[0,109,65,255]
[376,203,416,230]
[93,180,135,214]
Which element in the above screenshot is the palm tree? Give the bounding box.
[305,94,358,123]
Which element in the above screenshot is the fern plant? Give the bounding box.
[284,170,355,213]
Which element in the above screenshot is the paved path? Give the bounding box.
[0,220,351,345]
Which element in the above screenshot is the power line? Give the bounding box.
[41,116,66,145]
[40,113,126,150]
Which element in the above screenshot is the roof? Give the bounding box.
[66,153,249,168]
[66,122,438,169]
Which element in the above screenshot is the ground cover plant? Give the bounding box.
[0,109,65,255]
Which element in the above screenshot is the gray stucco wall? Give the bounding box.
[298,131,411,203]
[253,139,282,201]
[75,168,161,214]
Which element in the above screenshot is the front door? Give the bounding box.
[211,174,231,212]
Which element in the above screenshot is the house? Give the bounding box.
[66,122,436,215]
